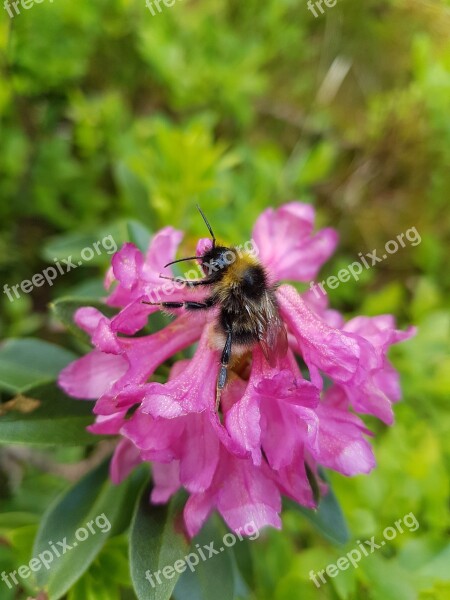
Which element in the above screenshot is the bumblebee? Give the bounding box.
[146,206,288,408]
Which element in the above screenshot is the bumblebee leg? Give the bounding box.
[216,330,232,411]
[159,275,212,287]
[142,297,215,311]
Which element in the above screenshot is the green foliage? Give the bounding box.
[129,483,189,600]
[284,471,350,546]
[0,382,97,445]
[32,461,147,599]
[0,339,76,393]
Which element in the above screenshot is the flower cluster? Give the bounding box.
[59,203,415,537]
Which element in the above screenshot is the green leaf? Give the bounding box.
[0,512,39,533]
[129,484,190,600]
[67,573,95,600]
[114,162,155,228]
[0,383,97,446]
[7,524,39,570]
[360,554,417,600]
[231,532,256,596]
[68,536,132,600]
[108,466,151,538]
[173,515,235,600]
[285,475,350,545]
[127,220,153,253]
[96,537,132,586]
[32,459,145,600]
[51,296,117,343]
[41,223,126,266]
[418,544,450,583]
[0,339,77,393]
[69,571,122,600]
[305,462,321,506]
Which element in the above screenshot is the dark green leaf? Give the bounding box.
[114,162,156,228]
[129,484,189,600]
[284,475,350,545]
[51,297,117,343]
[41,223,126,265]
[32,459,145,599]
[0,383,97,446]
[0,512,39,532]
[173,515,235,600]
[127,220,153,253]
[0,339,77,393]
[109,465,150,538]
[305,462,321,506]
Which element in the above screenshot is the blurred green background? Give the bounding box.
[0,0,449,599]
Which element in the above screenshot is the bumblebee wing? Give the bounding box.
[253,293,288,368]
[259,316,288,367]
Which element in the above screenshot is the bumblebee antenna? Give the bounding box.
[164,256,200,268]
[196,204,216,248]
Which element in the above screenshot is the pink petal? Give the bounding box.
[121,408,184,461]
[96,313,204,415]
[74,307,105,335]
[208,378,250,459]
[256,368,320,409]
[110,439,141,484]
[277,285,362,385]
[92,317,122,354]
[141,326,219,416]
[310,404,376,476]
[196,237,213,256]
[183,451,282,537]
[104,265,115,290]
[325,365,398,426]
[224,350,320,465]
[216,454,282,532]
[301,288,345,329]
[343,315,416,357]
[106,228,185,308]
[348,378,395,425]
[88,411,127,435]
[110,298,156,335]
[260,398,298,470]
[112,243,144,290]
[252,202,338,283]
[143,226,183,278]
[179,413,220,493]
[224,360,263,464]
[275,455,317,509]
[183,490,215,537]
[58,351,128,399]
[325,316,416,423]
[151,461,181,503]
[260,399,319,471]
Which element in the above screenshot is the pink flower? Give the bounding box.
[58,202,414,537]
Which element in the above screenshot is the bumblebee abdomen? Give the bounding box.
[212,252,270,349]
[218,308,260,346]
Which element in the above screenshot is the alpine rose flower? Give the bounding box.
[58,203,415,537]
